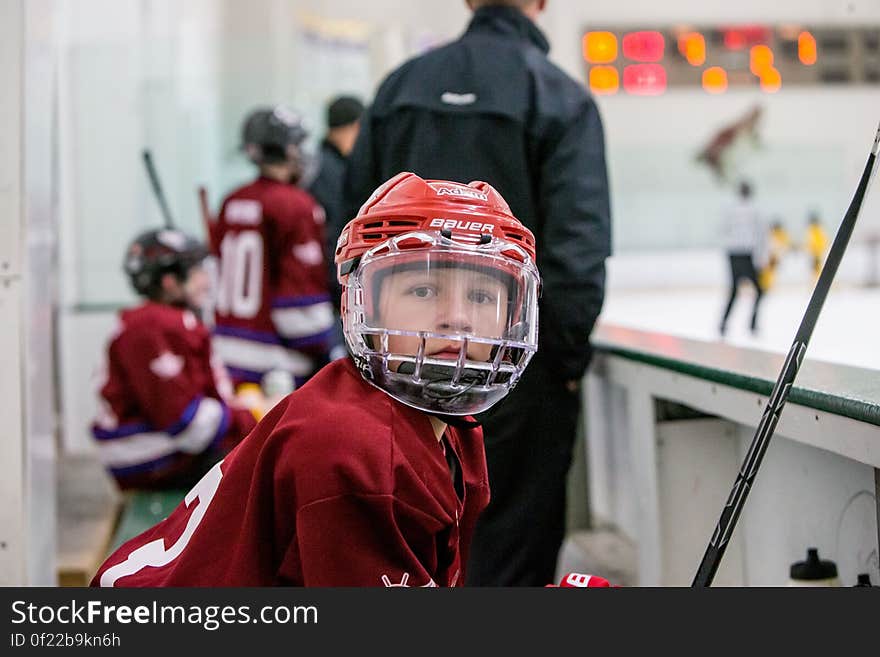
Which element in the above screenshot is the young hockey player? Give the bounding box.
[804,211,829,279]
[92,173,543,586]
[212,106,334,389]
[92,229,257,490]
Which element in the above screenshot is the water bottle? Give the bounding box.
[853,573,874,587]
[787,548,840,587]
[261,369,296,414]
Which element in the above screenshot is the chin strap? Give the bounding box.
[430,413,482,429]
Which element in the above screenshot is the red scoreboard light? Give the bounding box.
[723,25,771,50]
[623,64,667,95]
[622,31,665,61]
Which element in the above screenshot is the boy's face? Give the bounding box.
[375,265,510,364]
[182,265,211,311]
[162,264,211,311]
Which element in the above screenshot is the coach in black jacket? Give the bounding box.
[343,0,612,586]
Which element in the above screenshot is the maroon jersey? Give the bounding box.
[212,177,334,387]
[92,302,256,489]
[92,358,490,587]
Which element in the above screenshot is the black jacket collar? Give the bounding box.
[321,138,345,160]
[464,5,550,54]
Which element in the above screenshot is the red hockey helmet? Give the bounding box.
[124,228,208,299]
[335,173,540,416]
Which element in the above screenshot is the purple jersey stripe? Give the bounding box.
[92,396,205,441]
[92,422,152,441]
[270,293,331,309]
[280,327,335,350]
[213,324,281,345]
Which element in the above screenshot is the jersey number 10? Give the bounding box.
[216,231,263,319]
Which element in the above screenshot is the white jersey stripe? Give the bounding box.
[213,334,314,376]
[97,398,226,468]
[270,301,334,339]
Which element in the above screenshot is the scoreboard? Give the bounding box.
[582,25,880,95]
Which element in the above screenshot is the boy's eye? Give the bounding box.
[468,289,497,305]
[407,285,437,299]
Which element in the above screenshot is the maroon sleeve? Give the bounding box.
[92,401,291,587]
[295,494,443,587]
[220,408,257,452]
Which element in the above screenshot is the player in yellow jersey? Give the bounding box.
[758,220,792,291]
[805,211,829,279]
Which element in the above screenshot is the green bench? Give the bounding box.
[110,489,188,551]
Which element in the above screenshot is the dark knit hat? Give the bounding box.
[327,95,365,128]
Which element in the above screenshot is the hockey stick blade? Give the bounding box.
[142,149,176,229]
[692,121,880,587]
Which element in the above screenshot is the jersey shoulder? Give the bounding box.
[118,303,201,338]
[265,360,401,501]
[220,179,320,234]
[272,185,321,225]
[110,304,206,360]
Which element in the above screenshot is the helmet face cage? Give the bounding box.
[343,230,539,416]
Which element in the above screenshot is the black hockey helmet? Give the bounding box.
[241,106,308,165]
[124,228,208,298]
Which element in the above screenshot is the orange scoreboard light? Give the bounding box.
[702,66,728,93]
[589,66,620,95]
[678,32,706,66]
[582,24,880,94]
[583,31,618,63]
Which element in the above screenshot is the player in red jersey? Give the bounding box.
[92,229,257,490]
[92,173,542,586]
[212,106,335,389]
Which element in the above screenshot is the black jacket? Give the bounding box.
[343,5,612,380]
[308,139,348,301]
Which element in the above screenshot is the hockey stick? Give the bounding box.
[692,122,880,588]
[197,185,216,249]
[142,149,176,229]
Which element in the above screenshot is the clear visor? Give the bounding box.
[354,235,538,351]
[343,232,540,415]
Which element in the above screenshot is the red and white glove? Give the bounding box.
[546,572,614,588]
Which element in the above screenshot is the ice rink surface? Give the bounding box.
[600,281,880,371]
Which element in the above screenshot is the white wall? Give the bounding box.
[0,0,59,586]
[0,0,27,578]
[58,0,227,308]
